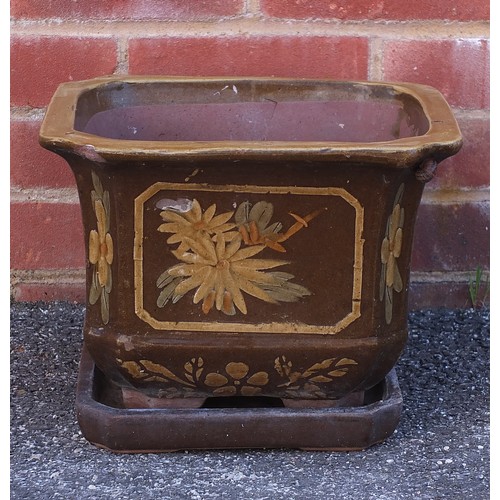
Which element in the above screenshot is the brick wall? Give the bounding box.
[10,1,490,308]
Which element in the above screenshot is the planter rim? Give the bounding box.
[39,75,462,167]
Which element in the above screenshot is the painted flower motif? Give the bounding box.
[88,172,113,324]
[204,362,269,396]
[380,184,405,324]
[162,232,310,315]
[158,199,237,246]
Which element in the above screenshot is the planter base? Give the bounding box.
[76,345,403,452]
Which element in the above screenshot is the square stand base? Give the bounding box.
[76,346,402,453]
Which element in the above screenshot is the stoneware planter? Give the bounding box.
[40,76,462,452]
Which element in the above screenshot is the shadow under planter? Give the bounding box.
[39,76,462,452]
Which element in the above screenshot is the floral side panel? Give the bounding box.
[379,184,405,324]
[88,171,113,325]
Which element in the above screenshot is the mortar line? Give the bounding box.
[11,187,80,204]
[367,37,385,81]
[10,185,489,206]
[10,19,490,39]
[115,36,129,74]
[9,268,483,286]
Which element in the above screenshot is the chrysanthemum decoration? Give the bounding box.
[88,171,113,324]
[156,199,325,316]
[380,184,405,324]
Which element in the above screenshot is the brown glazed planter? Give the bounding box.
[40,76,462,451]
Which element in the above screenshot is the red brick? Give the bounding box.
[12,282,85,303]
[432,117,489,189]
[129,36,369,79]
[11,0,243,20]
[261,0,489,21]
[408,281,475,309]
[411,203,489,272]
[11,203,85,270]
[383,39,489,110]
[11,36,118,108]
[11,120,76,188]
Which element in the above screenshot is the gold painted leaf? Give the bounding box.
[220,267,247,314]
[156,269,176,288]
[393,228,403,258]
[120,361,146,379]
[89,269,101,305]
[309,375,333,383]
[209,210,235,228]
[235,201,250,225]
[393,262,403,293]
[222,290,236,316]
[335,358,358,367]
[389,204,401,243]
[328,369,349,377]
[205,373,228,387]
[202,203,217,223]
[174,267,212,296]
[202,290,216,314]
[263,281,311,303]
[249,201,274,231]
[399,207,405,228]
[97,258,109,288]
[230,244,267,262]
[386,255,395,288]
[213,386,237,396]
[158,222,183,233]
[88,230,100,264]
[91,171,104,198]
[225,362,249,380]
[185,373,194,384]
[140,360,195,387]
[193,268,217,304]
[301,359,335,378]
[104,262,112,294]
[103,191,111,232]
[232,274,277,304]
[246,371,269,386]
[231,258,289,271]
[101,289,110,325]
[381,237,390,264]
[95,200,107,239]
[157,277,184,307]
[395,183,405,206]
[160,210,190,224]
[185,199,202,222]
[385,286,393,324]
[223,233,243,259]
[241,386,262,396]
[104,233,113,265]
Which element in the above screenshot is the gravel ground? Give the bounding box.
[11,302,489,499]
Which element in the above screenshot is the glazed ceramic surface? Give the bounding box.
[40,77,462,402]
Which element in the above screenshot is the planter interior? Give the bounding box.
[40,76,462,451]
